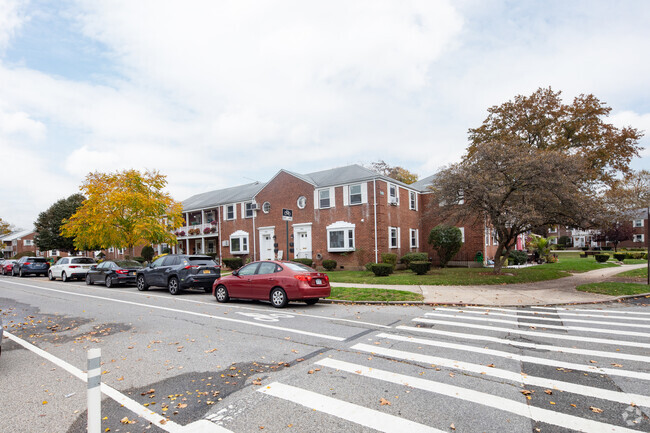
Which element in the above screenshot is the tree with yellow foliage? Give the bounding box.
[62,170,184,256]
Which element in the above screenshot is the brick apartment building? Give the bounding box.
[172,164,499,269]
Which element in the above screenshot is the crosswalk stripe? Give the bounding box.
[258,382,446,433]
[412,317,650,349]
[351,344,650,407]
[423,312,650,338]
[397,325,650,363]
[531,306,650,317]
[376,333,650,381]
[437,307,650,329]
[464,306,650,322]
[317,358,640,433]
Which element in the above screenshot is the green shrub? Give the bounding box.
[409,261,431,275]
[133,256,146,263]
[381,253,397,266]
[613,253,627,261]
[141,245,155,262]
[428,225,463,267]
[508,250,528,265]
[629,252,644,260]
[222,257,243,270]
[322,259,337,271]
[594,254,610,263]
[643,253,648,260]
[370,263,394,276]
[400,252,428,267]
[365,263,375,272]
[292,258,313,267]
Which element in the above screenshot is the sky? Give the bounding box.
[1,0,649,230]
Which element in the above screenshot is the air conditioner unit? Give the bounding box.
[251,203,261,211]
[388,197,398,205]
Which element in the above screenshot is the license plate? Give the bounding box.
[130,271,136,275]
[203,270,211,274]
[315,278,322,285]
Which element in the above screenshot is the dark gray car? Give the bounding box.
[136,255,221,295]
[13,257,49,277]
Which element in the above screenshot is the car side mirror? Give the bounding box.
[90,265,97,270]
[232,270,239,276]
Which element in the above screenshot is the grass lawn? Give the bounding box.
[327,287,424,302]
[576,282,650,296]
[622,259,648,265]
[615,267,649,278]
[325,254,617,286]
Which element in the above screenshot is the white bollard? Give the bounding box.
[87,348,101,433]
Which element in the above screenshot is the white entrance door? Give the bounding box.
[259,228,275,261]
[294,226,312,259]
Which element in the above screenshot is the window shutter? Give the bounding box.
[330,187,336,207]
[342,185,349,206]
[397,227,401,248]
[314,190,319,209]
[361,182,368,204]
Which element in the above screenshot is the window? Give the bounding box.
[150,256,165,268]
[117,248,125,255]
[226,204,235,220]
[492,229,498,246]
[257,262,279,275]
[245,202,254,218]
[238,263,259,276]
[206,211,215,223]
[410,229,418,248]
[349,184,362,205]
[409,191,417,210]
[389,227,399,248]
[633,234,645,243]
[108,247,114,253]
[230,230,249,254]
[548,225,558,233]
[319,189,331,209]
[459,227,465,243]
[633,219,644,228]
[24,239,33,246]
[297,196,307,209]
[485,227,491,246]
[262,201,271,214]
[388,184,398,204]
[326,221,355,252]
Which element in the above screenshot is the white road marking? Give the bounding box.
[531,306,650,316]
[4,331,184,432]
[423,311,650,338]
[376,332,650,381]
[397,325,650,363]
[351,344,650,407]
[317,358,642,433]
[464,306,650,322]
[2,280,345,341]
[258,382,446,433]
[412,317,650,349]
[436,307,650,328]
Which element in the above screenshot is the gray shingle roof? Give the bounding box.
[0,229,33,241]
[182,182,266,211]
[410,174,436,192]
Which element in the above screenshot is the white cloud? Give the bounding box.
[0,0,26,52]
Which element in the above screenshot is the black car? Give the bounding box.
[13,256,49,277]
[86,260,144,287]
[136,254,221,295]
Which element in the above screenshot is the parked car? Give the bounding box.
[48,257,96,281]
[1,260,16,275]
[136,254,221,295]
[13,256,49,277]
[212,260,330,308]
[86,260,143,287]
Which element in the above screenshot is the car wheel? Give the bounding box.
[48,271,55,281]
[136,275,149,291]
[168,277,181,295]
[215,285,230,303]
[270,287,288,308]
[86,274,93,285]
[105,276,114,288]
[62,272,68,282]
[304,298,319,305]
[19,268,25,277]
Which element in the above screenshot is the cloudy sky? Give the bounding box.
[1,0,649,230]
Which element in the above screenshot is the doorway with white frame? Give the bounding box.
[259,227,275,261]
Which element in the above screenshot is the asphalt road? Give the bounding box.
[1,275,649,433]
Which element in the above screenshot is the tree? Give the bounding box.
[34,194,86,254]
[62,170,184,256]
[0,217,13,236]
[368,160,419,184]
[467,87,643,185]
[431,143,596,273]
[427,225,463,268]
[141,245,155,262]
[594,221,634,252]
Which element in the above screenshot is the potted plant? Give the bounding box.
[203,227,211,235]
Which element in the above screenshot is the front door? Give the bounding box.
[294,226,312,259]
[259,228,275,261]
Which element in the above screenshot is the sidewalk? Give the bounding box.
[331,264,649,306]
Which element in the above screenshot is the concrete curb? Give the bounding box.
[321,291,650,307]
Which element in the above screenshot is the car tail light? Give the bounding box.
[69,265,79,268]
[183,265,200,270]
[116,269,129,274]
[294,274,312,282]
[24,262,31,266]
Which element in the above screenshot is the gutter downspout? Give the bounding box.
[373,179,378,263]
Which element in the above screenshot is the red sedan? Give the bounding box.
[1,260,16,276]
[212,260,330,308]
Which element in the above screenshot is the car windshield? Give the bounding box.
[189,257,218,266]
[284,262,316,272]
[30,258,47,263]
[115,260,143,268]
[71,258,95,264]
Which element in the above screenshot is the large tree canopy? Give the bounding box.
[0,217,12,236]
[368,160,419,184]
[467,87,643,184]
[62,169,184,255]
[34,193,86,253]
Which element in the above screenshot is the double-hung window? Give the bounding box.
[409,229,418,248]
[326,221,355,252]
[633,234,645,243]
[226,204,235,220]
[244,202,254,218]
[388,184,398,204]
[389,227,399,248]
[349,184,362,205]
[409,191,417,210]
[634,219,644,228]
[319,189,331,209]
[230,230,249,254]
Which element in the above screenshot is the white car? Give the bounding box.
[48,257,97,282]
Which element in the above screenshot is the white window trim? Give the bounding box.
[224,204,237,221]
[326,221,355,252]
[317,187,335,209]
[409,228,418,249]
[409,191,417,210]
[229,230,249,255]
[633,234,645,243]
[24,239,33,246]
[387,183,399,205]
[262,201,271,214]
[485,227,491,246]
[389,227,400,249]
[243,201,254,219]
[633,219,644,228]
[348,183,363,206]
[459,227,465,243]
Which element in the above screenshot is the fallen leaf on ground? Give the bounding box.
[379,398,391,406]
[544,390,553,395]
[590,406,603,413]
